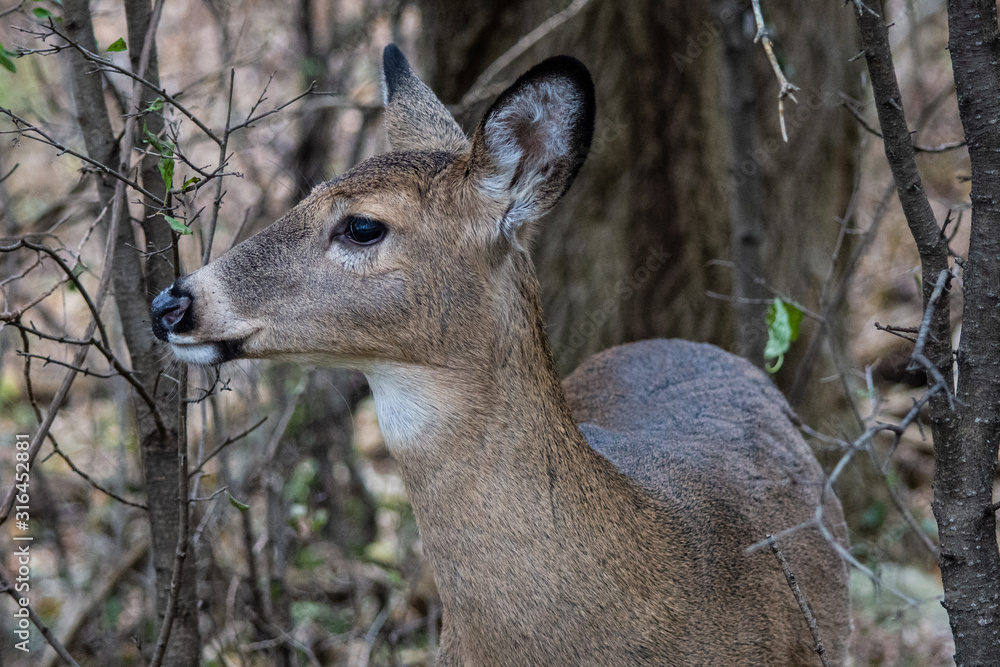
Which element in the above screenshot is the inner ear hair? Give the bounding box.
[470,56,595,245]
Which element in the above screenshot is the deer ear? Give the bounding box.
[382,44,469,153]
[467,55,595,247]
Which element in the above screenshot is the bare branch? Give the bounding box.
[767,535,830,667]
[0,108,166,207]
[0,568,81,666]
[229,80,318,134]
[188,416,268,478]
[43,22,223,145]
[874,322,919,344]
[204,68,235,265]
[840,97,966,153]
[908,269,955,410]
[458,0,593,109]
[0,1,25,19]
[0,161,17,183]
[750,0,799,142]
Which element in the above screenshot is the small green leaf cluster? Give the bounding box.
[764,297,803,373]
[143,124,193,235]
[143,124,175,190]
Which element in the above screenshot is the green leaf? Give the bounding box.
[142,125,175,190]
[227,492,250,512]
[105,37,127,53]
[164,215,191,235]
[32,7,54,19]
[182,176,201,192]
[763,298,803,374]
[0,44,16,74]
[142,123,164,152]
[159,154,174,190]
[145,96,164,112]
[142,124,173,157]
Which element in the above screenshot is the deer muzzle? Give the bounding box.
[151,283,193,340]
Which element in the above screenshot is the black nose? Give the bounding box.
[151,282,194,341]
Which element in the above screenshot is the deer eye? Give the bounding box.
[340,215,387,246]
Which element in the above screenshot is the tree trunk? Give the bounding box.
[415,0,858,421]
[63,1,200,663]
[939,0,1000,660]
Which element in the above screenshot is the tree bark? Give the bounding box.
[63,1,200,663]
[941,0,1000,660]
[856,0,1000,661]
[713,0,768,368]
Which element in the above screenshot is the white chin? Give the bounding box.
[170,343,221,365]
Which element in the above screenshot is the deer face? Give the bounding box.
[151,46,594,373]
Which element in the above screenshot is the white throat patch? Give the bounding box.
[364,364,465,453]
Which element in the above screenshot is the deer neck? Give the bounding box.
[364,259,586,470]
[362,307,594,490]
[363,263,595,491]
[359,266,667,640]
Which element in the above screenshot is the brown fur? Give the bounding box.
[151,46,850,665]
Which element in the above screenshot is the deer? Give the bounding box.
[151,45,851,665]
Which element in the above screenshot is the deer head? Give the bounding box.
[151,46,594,385]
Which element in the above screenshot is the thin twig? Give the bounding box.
[874,322,919,343]
[840,97,966,153]
[750,0,799,142]
[17,351,117,377]
[188,416,268,478]
[43,22,223,145]
[0,160,17,183]
[458,0,593,109]
[767,535,830,667]
[707,260,825,323]
[0,108,165,206]
[909,269,955,410]
[0,569,81,666]
[204,68,235,266]
[0,0,25,20]
[229,81,318,134]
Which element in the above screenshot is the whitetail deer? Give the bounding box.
[151,45,850,665]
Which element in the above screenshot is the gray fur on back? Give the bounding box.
[563,339,851,665]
